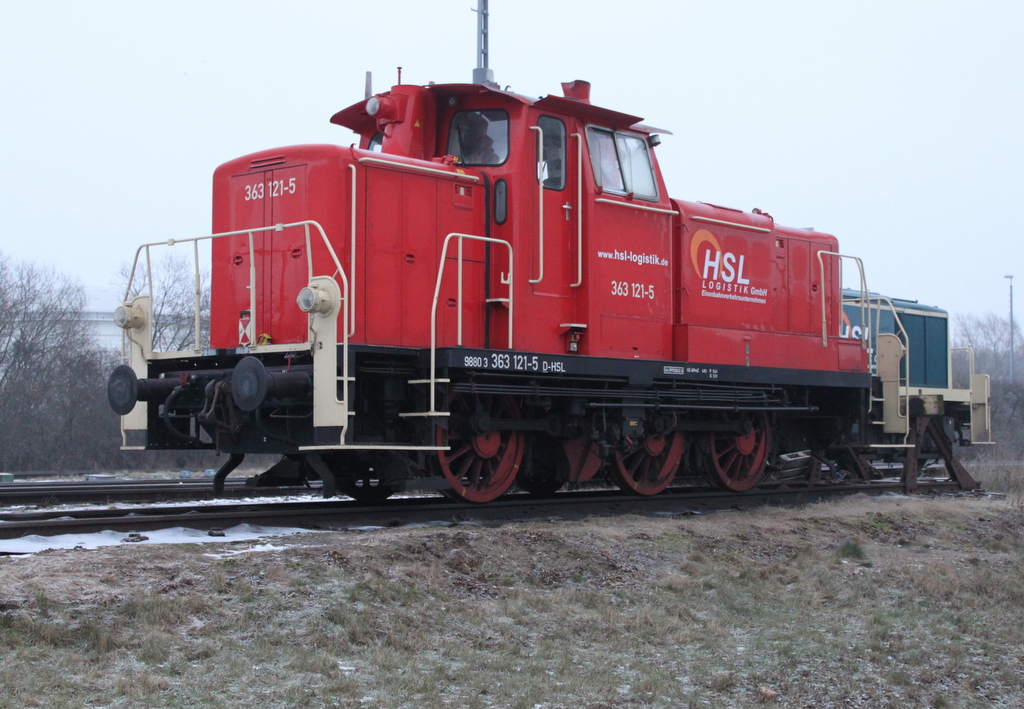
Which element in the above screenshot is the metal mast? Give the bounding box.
[1008,274,1015,381]
[472,0,495,85]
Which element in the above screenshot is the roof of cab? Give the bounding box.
[842,289,948,316]
[330,82,671,136]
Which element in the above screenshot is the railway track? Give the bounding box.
[0,478,318,507]
[0,479,968,542]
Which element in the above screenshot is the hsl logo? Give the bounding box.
[691,230,749,284]
[690,229,769,302]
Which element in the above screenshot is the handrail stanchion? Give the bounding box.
[247,231,257,344]
[528,125,545,285]
[816,251,868,348]
[304,223,313,282]
[193,239,202,351]
[404,233,513,417]
[118,219,355,445]
[844,293,912,445]
[120,220,350,356]
[571,132,583,288]
[145,246,153,304]
[349,163,357,338]
[457,236,464,344]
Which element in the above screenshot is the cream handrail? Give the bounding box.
[404,233,514,417]
[815,251,868,348]
[594,198,679,215]
[842,293,912,443]
[529,125,545,284]
[571,132,583,288]
[950,345,975,391]
[348,164,357,338]
[356,155,480,182]
[122,220,349,355]
[192,239,202,351]
[121,219,352,443]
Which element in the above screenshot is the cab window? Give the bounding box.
[586,127,623,192]
[615,133,656,199]
[367,132,383,152]
[586,126,657,200]
[447,110,509,166]
[537,116,566,190]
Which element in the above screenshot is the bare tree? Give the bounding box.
[954,312,1024,452]
[0,253,124,471]
[116,252,211,352]
[953,312,1020,381]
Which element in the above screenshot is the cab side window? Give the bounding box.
[585,126,658,200]
[615,133,656,199]
[447,110,509,166]
[586,127,624,192]
[537,116,566,190]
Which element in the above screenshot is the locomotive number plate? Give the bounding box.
[462,353,566,374]
[611,280,655,299]
[243,178,297,201]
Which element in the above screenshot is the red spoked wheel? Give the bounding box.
[705,413,771,492]
[563,436,602,483]
[434,393,524,503]
[610,431,685,496]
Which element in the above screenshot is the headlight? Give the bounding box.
[297,286,335,315]
[366,96,381,116]
[113,303,147,330]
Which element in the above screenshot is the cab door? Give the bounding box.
[526,115,581,349]
[530,116,575,298]
[581,126,674,359]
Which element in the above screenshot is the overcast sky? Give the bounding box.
[1,1,1021,322]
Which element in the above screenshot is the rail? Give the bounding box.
[529,125,545,284]
[348,164,357,337]
[689,215,770,233]
[842,294,911,370]
[816,253,910,444]
[816,252,868,348]
[594,198,680,215]
[951,345,993,444]
[571,132,583,288]
[118,220,352,446]
[951,345,976,391]
[872,296,910,442]
[842,293,912,443]
[356,155,481,182]
[121,220,350,355]
[402,233,514,418]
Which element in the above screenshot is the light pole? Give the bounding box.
[1007,275,1015,382]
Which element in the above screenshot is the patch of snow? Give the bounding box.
[17,492,324,515]
[201,543,290,558]
[0,523,316,556]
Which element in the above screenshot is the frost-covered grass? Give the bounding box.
[971,461,1024,496]
[1,494,1022,708]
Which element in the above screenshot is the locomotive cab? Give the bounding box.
[334,79,680,359]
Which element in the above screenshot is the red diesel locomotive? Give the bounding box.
[107,21,989,502]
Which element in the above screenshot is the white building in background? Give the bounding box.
[85,286,123,351]
[82,310,123,350]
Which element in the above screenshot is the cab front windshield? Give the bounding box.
[447,110,509,166]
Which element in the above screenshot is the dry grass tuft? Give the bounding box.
[970,460,1024,496]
